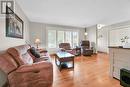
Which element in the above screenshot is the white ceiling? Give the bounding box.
[17,0,130,27]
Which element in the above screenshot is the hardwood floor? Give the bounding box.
[52,53,122,87]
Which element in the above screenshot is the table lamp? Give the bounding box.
[35,38,41,49]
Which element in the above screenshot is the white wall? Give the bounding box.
[0,1,30,86]
[0,1,30,51]
[86,25,97,53]
[109,21,130,46]
[97,27,109,53]
[29,22,85,53]
[29,22,46,48]
[87,20,130,53]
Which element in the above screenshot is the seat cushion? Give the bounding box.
[34,52,51,62]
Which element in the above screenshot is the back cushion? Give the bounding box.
[59,43,71,50]
[7,45,33,65]
[0,53,18,74]
[81,41,90,47]
[81,46,89,49]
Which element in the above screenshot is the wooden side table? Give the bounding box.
[75,47,81,56]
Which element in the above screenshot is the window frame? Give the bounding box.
[47,29,57,49]
[47,27,79,49]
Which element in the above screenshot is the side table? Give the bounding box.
[75,47,81,56]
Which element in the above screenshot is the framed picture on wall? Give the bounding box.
[6,6,24,39]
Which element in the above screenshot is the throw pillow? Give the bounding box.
[29,47,40,58]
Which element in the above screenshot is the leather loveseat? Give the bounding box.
[0,45,53,87]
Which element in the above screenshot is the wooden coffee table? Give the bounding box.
[55,51,75,71]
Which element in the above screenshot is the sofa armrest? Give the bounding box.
[16,61,52,73]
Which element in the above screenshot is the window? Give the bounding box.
[47,28,79,48]
[73,32,79,48]
[65,31,72,46]
[57,31,64,45]
[48,30,56,48]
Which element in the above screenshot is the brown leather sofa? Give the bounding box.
[0,45,53,87]
[80,40,93,56]
[59,43,76,55]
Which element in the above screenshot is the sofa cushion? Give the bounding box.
[29,47,40,58]
[0,53,18,74]
[59,43,71,50]
[7,45,33,65]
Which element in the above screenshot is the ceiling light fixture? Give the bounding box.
[84,28,88,36]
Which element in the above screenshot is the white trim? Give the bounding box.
[109,25,130,30]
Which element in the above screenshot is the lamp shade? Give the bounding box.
[84,32,88,36]
[35,38,41,44]
[84,27,88,36]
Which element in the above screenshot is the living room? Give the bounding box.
[0,0,130,87]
